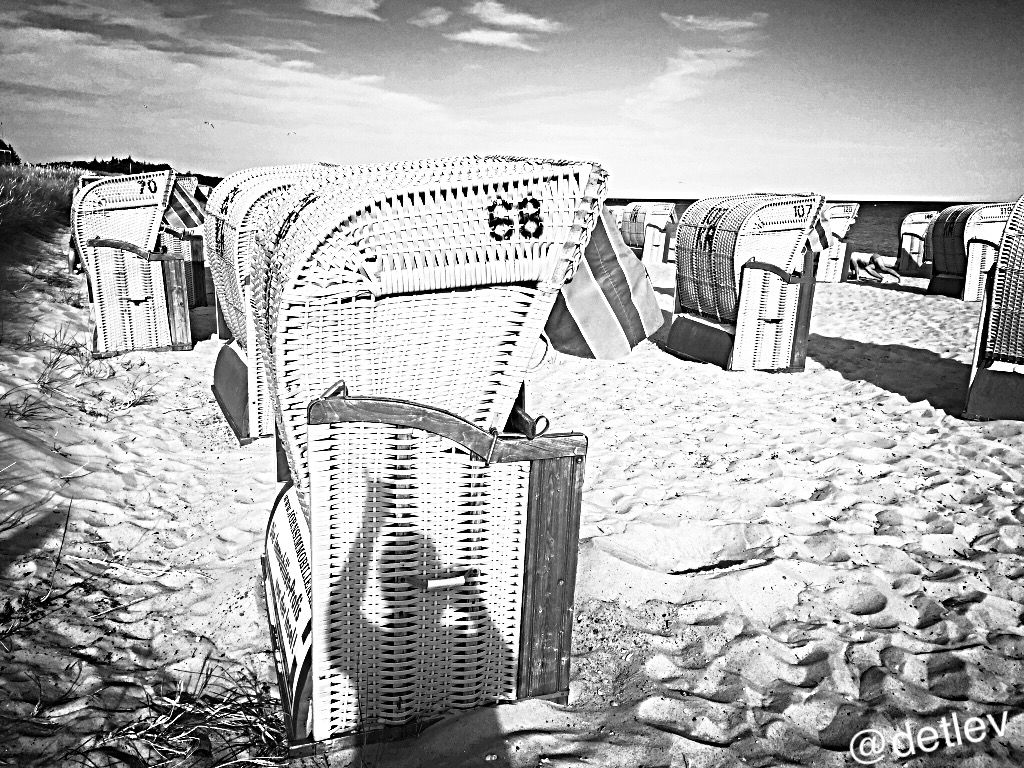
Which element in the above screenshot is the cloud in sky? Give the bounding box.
[661,11,769,43]
[661,11,769,34]
[444,28,537,51]
[626,46,758,111]
[463,1,564,34]
[409,6,451,28]
[303,0,382,20]
[0,16,483,172]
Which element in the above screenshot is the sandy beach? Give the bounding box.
[2,229,1024,767]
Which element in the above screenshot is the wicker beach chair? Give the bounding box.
[619,202,679,265]
[895,210,938,278]
[964,194,1024,420]
[257,156,603,746]
[814,202,860,283]
[926,203,1012,300]
[663,192,826,371]
[205,163,339,443]
[72,171,208,356]
[208,159,510,442]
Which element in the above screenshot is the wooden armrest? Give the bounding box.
[742,260,804,284]
[86,237,181,261]
[307,396,586,463]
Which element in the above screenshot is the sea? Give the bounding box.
[607,199,976,258]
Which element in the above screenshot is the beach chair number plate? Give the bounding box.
[488,195,544,240]
[137,179,159,194]
[793,204,810,218]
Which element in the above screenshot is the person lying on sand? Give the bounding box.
[848,251,901,282]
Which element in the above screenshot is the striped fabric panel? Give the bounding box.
[162,180,208,231]
[545,205,664,359]
[805,214,835,254]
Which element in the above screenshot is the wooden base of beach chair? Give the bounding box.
[263,396,586,752]
[212,342,254,444]
[926,273,966,298]
[663,313,734,369]
[964,365,1024,421]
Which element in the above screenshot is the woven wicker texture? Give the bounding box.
[252,156,606,510]
[897,210,938,274]
[674,193,824,370]
[72,171,176,355]
[979,195,1024,365]
[927,205,997,277]
[815,203,860,283]
[619,202,677,249]
[306,421,528,739]
[206,165,342,438]
[675,193,823,324]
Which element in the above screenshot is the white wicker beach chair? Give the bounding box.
[814,203,860,283]
[895,210,938,278]
[208,159,512,443]
[664,192,826,371]
[964,194,1024,420]
[72,171,208,356]
[257,156,604,746]
[618,202,678,265]
[926,203,1012,300]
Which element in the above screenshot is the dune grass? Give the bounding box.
[0,164,81,242]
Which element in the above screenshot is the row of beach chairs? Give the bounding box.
[897,203,1015,302]
[67,160,1024,752]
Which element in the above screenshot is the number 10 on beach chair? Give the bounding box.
[256,157,607,749]
[663,193,828,371]
[964,193,1024,421]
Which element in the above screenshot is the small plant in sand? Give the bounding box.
[69,662,288,768]
[115,373,160,410]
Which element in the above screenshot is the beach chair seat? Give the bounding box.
[814,203,860,283]
[71,170,209,356]
[618,202,679,265]
[254,156,604,746]
[964,194,1024,420]
[926,203,1012,300]
[663,192,827,371]
[895,210,938,278]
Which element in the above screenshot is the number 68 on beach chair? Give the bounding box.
[663,192,827,371]
[256,156,604,748]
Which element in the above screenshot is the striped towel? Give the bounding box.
[162,178,208,232]
[545,205,664,359]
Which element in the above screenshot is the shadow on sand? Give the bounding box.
[808,333,970,415]
[841,278,930,295]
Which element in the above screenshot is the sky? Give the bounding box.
[0,0,1021,200]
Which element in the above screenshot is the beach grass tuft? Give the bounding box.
[0,164,81,241]
[69,661,289,767]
